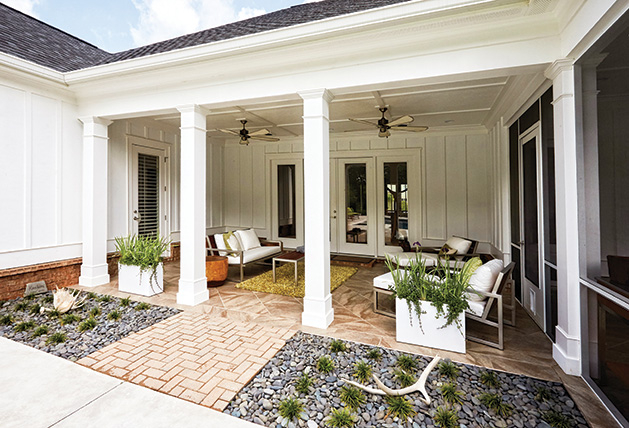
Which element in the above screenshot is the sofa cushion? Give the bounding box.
[444,236,472,255]
[466,259,503,302]
[227,245,281,264]
[236,229,261,250]
[466,299,487,316]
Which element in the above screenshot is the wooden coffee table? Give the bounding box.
[272,251,305,284]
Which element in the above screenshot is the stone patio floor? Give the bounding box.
[72,260,620,427]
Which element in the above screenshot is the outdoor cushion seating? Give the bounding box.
[206,229,283,282]
[387,236,479,269]
[372,258,516,349]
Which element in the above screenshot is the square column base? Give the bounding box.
[177,278,209,306]
[302,295,334,329]
[553,326,581,375]
[78,264,110,287]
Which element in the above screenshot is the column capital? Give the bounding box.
[78,117,113,138]
[544,58,576,80]
[298,88,334,103]
[177,104,210,116]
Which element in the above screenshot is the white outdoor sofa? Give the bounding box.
[386,236,479,269]
[206,229,283,282]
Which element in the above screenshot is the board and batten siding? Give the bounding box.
[220,131,493,254]
[0,81,83,269]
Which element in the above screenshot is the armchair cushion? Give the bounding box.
[466,259,503,302]
[444,236,472,255]
[236,229,261,250]
[226,245,280,264]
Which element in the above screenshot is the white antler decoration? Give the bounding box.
[340,355,441,405]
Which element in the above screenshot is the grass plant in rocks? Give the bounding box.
[0,290,180,361]
[225,332,590,428]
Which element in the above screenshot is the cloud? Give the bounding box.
[130,0,267,47]
[3,0,40,16]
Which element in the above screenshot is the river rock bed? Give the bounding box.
[0,290,180,360]
[225,332,588,428]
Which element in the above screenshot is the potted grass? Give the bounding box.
[385,255,474,353]
[115,234,170,297]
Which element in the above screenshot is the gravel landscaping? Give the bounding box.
[0,290,180,361]
[225,332,588,428]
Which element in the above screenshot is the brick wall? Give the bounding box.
[0,242,180,301]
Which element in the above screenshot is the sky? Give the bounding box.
[4,0,317,52]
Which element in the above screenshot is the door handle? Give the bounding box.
[133,210,141,222]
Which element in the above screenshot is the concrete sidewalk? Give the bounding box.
[0,337,259,428]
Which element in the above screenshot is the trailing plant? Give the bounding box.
[29,304,41,315]
[115,234,170,292]
[317,356,335,374]
[385,254,473,332]
[14,301,29,311]
[78,317,98,332]
[535,386,552,402]
[61,314,81,325]
[278,397,305,422]
[352,361,372,384]
[396,354,418,372]
[107,310,122,321]
[325,408,357,428]
[14,321,36,332]
[440,382,464,405]
[480,370,500,388]
[90,307,101,317]
[438,360,459,380]
[330,339,347,353]
[0,314,14,325]
[339,385,366,410]
[32,325,49,337]
[384,395,416,421]
[542,410,574,428]
[366,348,381,361]
[433,406,459,428]
[135,302,151,311]
[394,369,416,388]
[295,373,314,395]
[46,332,66,345]
[120,296,131,307]
[479,392,513,417]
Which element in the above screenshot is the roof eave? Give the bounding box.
[0,52,66,84]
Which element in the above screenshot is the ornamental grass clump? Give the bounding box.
[78,317,98,332]
[330,339,347,353]
[32,325,49,337]
[385,255,474,332]
[120,296,131,307]
[325,408,357,428]
[135,302,151,311]
[14,320,35,332]
[46,332,66,345]
[107,310,122,321]
[0,314,13,326]
[384,395,416,421]
[479,392,513,417]
[396,354,418,372]
[42,295,54,304]
[29,304,41,315]
[61,314,81,325]
[98,295,112,303]
[317,356,335,374]
[366,348,381,361]
[440,382,464,405]
[352,361,372,384]
[438,360,459,380]
[542,410,574,428]
[278,397,305,423]
[295,373,314,395]
[339,385,366,411]
[433,406,459,428]
[535,386,552,402]
[89,307,101,317]
[480,370,500,388]
[14,301,29,312]
[394,369,416,388]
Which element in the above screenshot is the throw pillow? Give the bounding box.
[222,231,241,257]
[439,244,457,256]
[467,259,504,302]
[444,236,472,254]
[236,229,261,250]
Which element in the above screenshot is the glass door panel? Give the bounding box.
[345,163,368,244]
[277,165,296,239]
[384,162,408,245]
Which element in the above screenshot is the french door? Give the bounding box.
[520,126,545,329]
[336,158,376,255]
[129,139,170,240]
[271,160,304,249]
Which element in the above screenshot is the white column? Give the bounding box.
[78,117,112,287]
[177,105,209,306]
[544,60,582,375]
[300,89,334,329]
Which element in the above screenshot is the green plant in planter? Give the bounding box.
[115,234,170,292]
[385,254,473,332]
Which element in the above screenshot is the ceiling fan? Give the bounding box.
[349,107,428,138]
[219,120,279,145]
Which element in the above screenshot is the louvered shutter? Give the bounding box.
[137,153,160,237]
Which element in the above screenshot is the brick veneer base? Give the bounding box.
[0,242,180,301]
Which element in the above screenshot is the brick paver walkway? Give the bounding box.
[78,312,295,410]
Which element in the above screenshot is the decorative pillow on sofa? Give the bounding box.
[439,244,457,256]
[444,236,472,254]
[236,229,261,250]
[467,259,503,302]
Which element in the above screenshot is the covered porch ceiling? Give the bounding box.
[150,72,544,138]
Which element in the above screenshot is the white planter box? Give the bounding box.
[118,263,164,297]
[396,298,466,353]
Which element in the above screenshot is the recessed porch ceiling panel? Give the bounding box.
[251,106,303,127]
[376,76,509,96]
[384,86,503,115]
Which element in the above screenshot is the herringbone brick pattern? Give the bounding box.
[78,312,294,410]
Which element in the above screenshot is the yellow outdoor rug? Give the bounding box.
[235,264,358,298]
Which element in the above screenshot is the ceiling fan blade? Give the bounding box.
[348,118,379,127]
[391,125,429,132]
[378,130,391,138]
[250,135,280,142]
[388,115,414,127]
[249,128,272,136]
[218,129,240,136]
